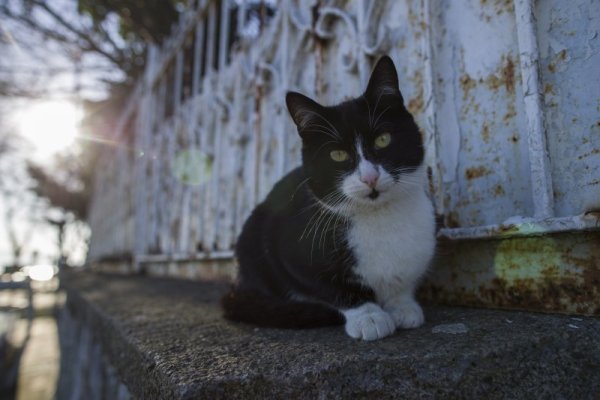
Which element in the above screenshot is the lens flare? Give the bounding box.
[171,149,212,185]
[493,223,561,282]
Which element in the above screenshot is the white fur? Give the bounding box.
[339,160,436,340]
[342,302,395,341]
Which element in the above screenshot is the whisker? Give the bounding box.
[297,111,342,140]
[372,105,392,131]
[369,89,386,130]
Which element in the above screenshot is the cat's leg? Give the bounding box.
[382,290,424,329]
[341,302,395,341]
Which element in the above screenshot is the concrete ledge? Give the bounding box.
[59,270,599,399]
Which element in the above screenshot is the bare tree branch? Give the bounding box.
[1,2,125,68]
[30,0,128,65]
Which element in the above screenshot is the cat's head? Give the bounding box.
[286,56,424,213]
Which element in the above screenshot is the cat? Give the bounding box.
[222,56,436,341]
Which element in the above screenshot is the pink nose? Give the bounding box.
[360,171,380,188]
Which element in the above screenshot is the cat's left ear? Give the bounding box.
[364,56,404,103]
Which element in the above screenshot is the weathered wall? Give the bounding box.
[86,0,599,312]
[536,0,600,217]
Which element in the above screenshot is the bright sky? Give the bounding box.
[0,1,102,269]
[0,99,88,269]
[16,99,82,163]
[0,0,122,269]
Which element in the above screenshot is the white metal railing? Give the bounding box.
[87,0,600,265]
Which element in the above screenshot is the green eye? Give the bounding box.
[330,150,349,162]
[374,133,392,149]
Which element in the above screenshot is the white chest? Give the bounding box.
[346,192,435,301]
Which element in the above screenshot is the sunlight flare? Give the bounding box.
[16,100,82,161]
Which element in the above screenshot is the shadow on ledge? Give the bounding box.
[57,269,599,399]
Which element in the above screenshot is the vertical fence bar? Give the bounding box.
[205,1,217,77]
[236,0,246,39]
[218,0,231,69]
[133,92,151,270]
[356,0,368,86]
[193,18,205,95]
[276,4,289,179]
[513,0,554,219]
[174,51,184,113]
[198,116,211,252]
[421,0,444,215]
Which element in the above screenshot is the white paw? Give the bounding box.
[342,303,396,341]
[387,302,424,329]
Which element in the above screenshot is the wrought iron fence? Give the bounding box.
[87,0,600,275]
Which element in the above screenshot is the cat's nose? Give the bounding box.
[360,170,380,188]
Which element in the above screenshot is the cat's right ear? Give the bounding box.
[286,91,324,133]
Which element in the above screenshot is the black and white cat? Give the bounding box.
[222,56,435,341]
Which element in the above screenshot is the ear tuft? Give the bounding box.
[285,91,324,131]
[365,56,402,101]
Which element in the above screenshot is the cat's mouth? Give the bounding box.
[367,189,380,200]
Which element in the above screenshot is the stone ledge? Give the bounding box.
[59,269,600,399]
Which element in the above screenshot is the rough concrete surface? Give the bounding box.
[60,270,599,399]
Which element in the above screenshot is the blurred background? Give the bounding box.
[1,1,190,398]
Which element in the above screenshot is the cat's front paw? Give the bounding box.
[387,302,424,329]
[343,303,395,341]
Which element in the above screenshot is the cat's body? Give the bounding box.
[222,56,435,340]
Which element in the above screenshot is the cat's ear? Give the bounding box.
[365,56,403,102]
[286,91,325,133]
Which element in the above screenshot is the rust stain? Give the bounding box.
[585,179,600,187]
[481,122,491,143]
[577,148,600,160]
[503,103,517,123]
[459,74,477,101]
[547,50,568,74]
[480,0,513,14]
[465,166,491,180]
[486,55,516,95]
[543,83,555,95]
[398,37,406,49]
[407,7,425,39]
[498,0,513,15]
[427,166,435,197]
[558,49,568,60]
[493,184,505,197]
[407,70,424,115]
[420,270,600,316]
[479,0,514,23]
[445,212,460,229]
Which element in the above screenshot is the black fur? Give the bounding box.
[222,56,423,328]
